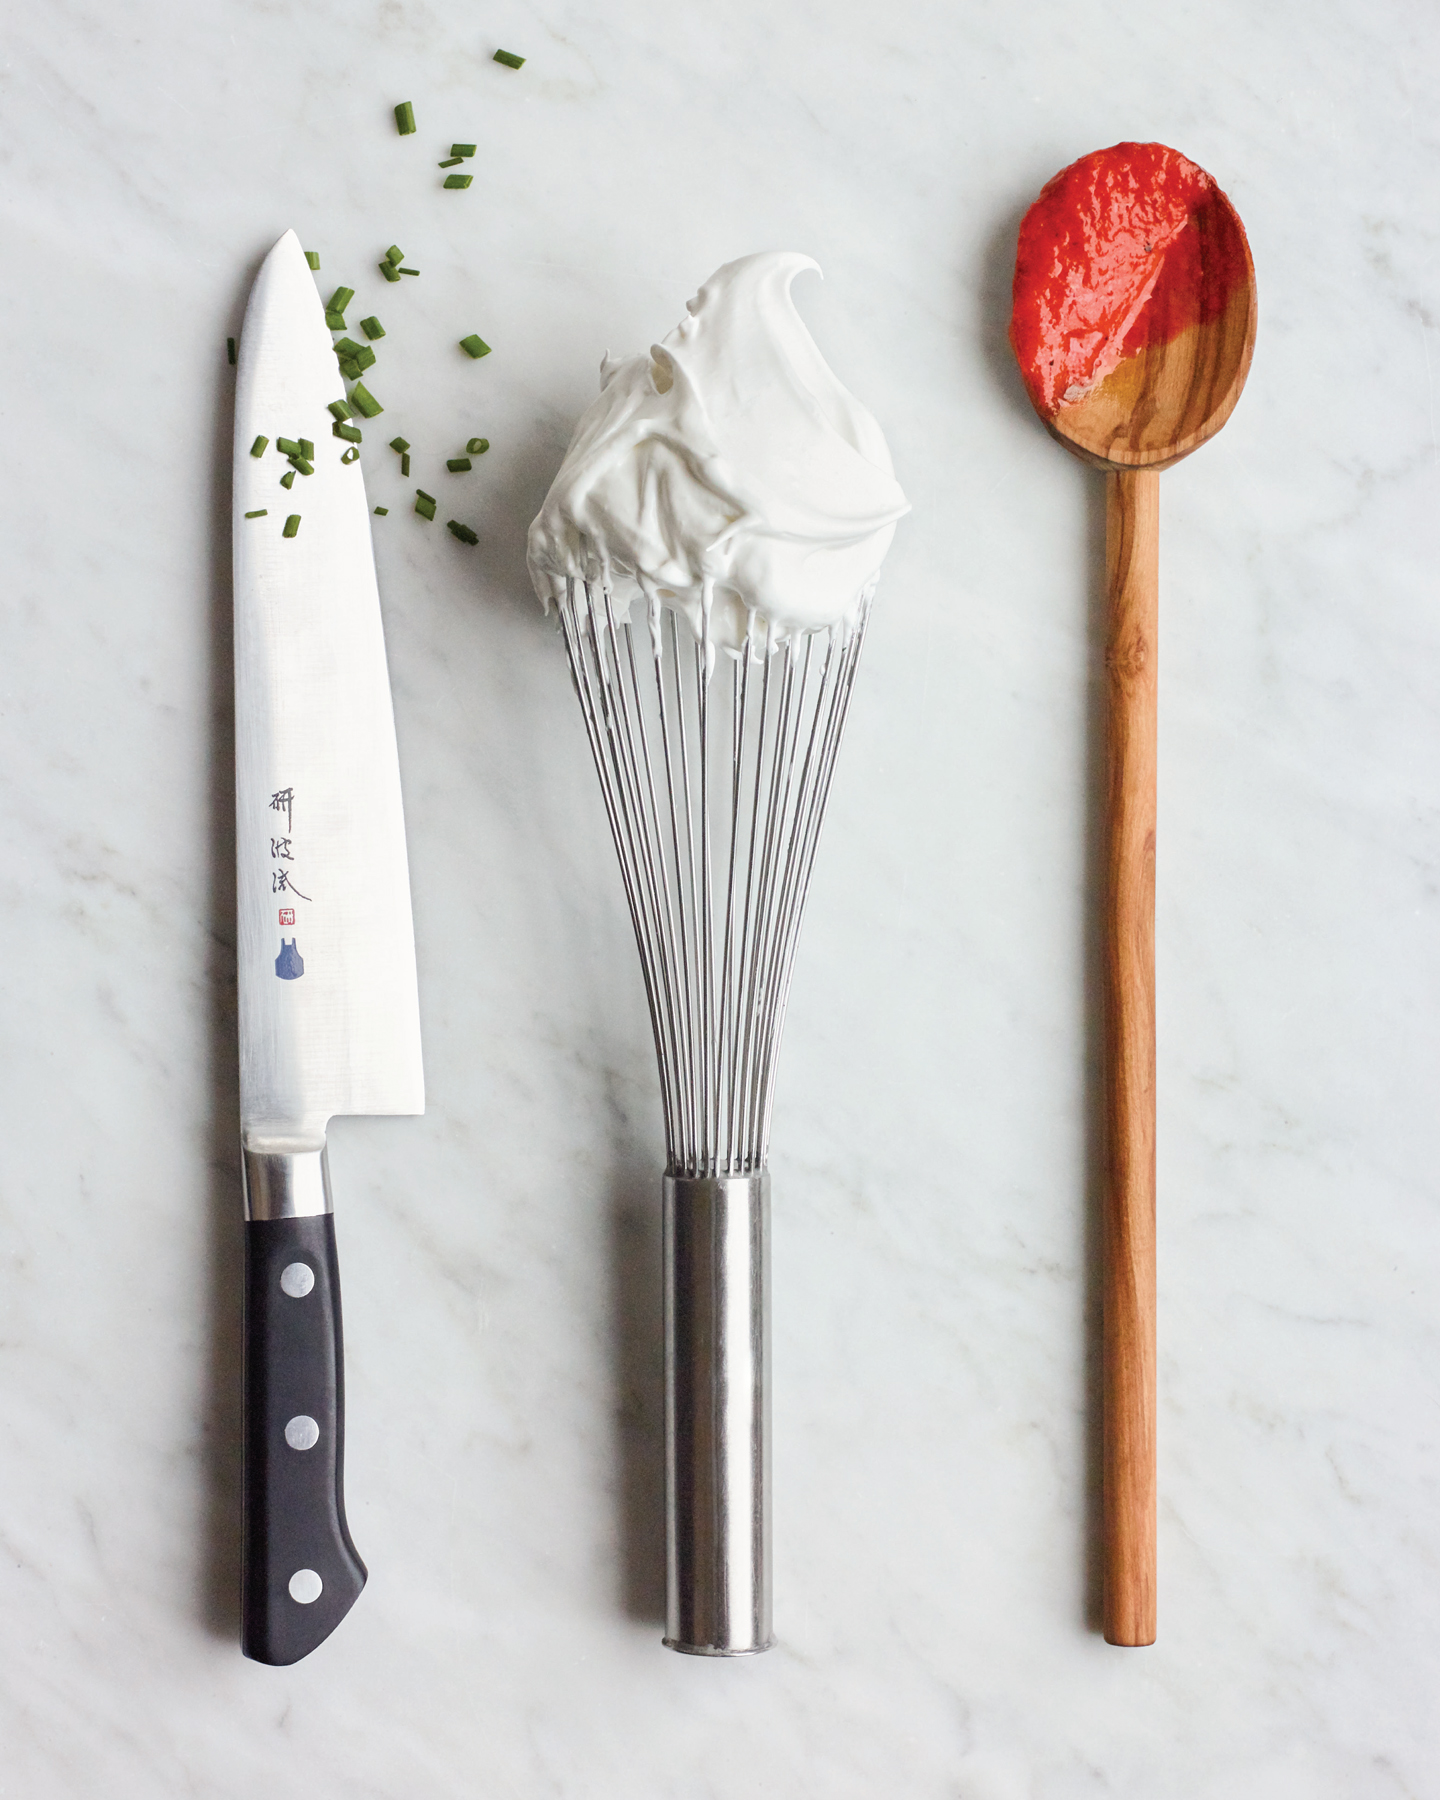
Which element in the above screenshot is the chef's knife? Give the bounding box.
[233,230,424,1666]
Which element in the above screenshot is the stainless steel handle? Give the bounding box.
[663,1172,773,1656]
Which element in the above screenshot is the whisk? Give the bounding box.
[557,576,870,1655]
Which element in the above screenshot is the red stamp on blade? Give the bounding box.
[279,908,295,926]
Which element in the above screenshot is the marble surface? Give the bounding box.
[3,0,1438,1792]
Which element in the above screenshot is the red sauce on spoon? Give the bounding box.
[1010,141,1251,420]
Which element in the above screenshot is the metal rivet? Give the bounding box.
[284,1414,320,1451]
[288,1568,323,1605]
[280,1262,315,1298]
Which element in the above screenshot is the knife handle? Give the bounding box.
[241,1148,366,1665]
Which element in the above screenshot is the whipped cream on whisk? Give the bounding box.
[526,252,909,651]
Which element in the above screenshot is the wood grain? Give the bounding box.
[1102,468,1159,1647]
[1048,193,1257,475]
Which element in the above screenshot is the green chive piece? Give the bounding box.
[493,49,525,68]
[292,457,314,476]
[250,435,269,457]
[447,457,472,473]
[349,382,383,418]
[443,173,473,190]
[386,245,404,265]
[415,489,435,503]
[305,250,320,270]
[333,337,363,358]
[447,520,479,544]
[401,453,411,476]
[328,287,355,315]
[299,438,314,460]
[394,101,416,135]
[359,316,385,340]
[451,143,477,158]
[375,506,389,515]
[276,437,302,457]
[439,157,463,169]
[415,490,436,520]
[459,334,491,359]
[280,470,296,489]
[245,509,268,519]
[466,437,490,455]
[227,337,236,364]
[341,446,360,464]
[327,399,354,422]
[283,514,301,538]
[399,267,420,276]
[355,345,376,372]
[389,436,410,453]
[325,309,347,331]
[338,360,361,382]
[334,421,363,443]
[378,261,401,283]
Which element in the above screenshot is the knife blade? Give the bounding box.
[232,229,423,1666]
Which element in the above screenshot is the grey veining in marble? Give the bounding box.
[1,0,1438,1793]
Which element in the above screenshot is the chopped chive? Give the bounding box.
[359,316,385,340]
[394,101,416,135]
[338,359,361,381]
[438,157,464,169]
[328,287,355,314]
[305,250,320,270]
[355,345,376,372]
[447,457,472,473]
[459,334,491,359]
[299,438,314,460]
[378,261,401,283]
[493,49,525,68]
[415,489,435,503]
[283,514,301,538]
[415,495,436,521]
[325,309,347,331]
[327,399,354,422]
[244,509,268,519]
[227,337,236,364]
[349,382,383,418]
[386,245,404,265]
[447,520,479,544]
[276,437,302,457]
[250,435,269,457]
[280,470,296,489]
[333,336,362,358]
[401,453,411,476]
[389,436,410,453]
[451,143,476,158]
[334,421,363,443]
[443,173,473,190]
[292,457,314,476]
[375,506,389,515]
[466,437,490,455]
[341,446,360,464]
[399,267,420,276]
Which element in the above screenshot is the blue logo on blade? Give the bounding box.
[275,939,305,980]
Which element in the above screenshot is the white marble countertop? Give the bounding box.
[3,0,1438,1793]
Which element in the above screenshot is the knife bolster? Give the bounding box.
[243,1145,333,1220]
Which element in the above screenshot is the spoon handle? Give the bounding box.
[1102,468,1159,1646]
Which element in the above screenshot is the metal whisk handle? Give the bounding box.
[663,1172,773,1655]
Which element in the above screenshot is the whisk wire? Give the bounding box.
[560,578,870,1177]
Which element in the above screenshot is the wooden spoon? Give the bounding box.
[1009,142,1257,1646]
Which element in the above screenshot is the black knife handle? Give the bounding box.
[242,1211,366,1664]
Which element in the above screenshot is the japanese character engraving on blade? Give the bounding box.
[233,230,423,1147]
